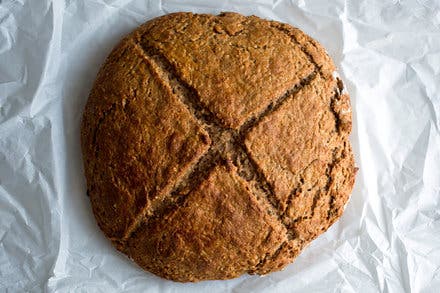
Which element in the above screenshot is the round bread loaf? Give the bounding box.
[81,12,356,282]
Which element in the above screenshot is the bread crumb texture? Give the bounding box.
[81,12,356,282]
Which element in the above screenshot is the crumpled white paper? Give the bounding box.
[1,0,440,292]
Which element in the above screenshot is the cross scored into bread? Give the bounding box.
[81,12,356,282]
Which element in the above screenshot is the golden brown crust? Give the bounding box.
[132,12,314,129]
[124,165,287,282]
[81,39,210,239]
[81,12,356,282]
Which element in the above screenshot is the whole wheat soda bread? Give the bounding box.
[81,12,356,282]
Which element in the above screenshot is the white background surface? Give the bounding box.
[1,0,440,292]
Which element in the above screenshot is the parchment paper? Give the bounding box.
[1,0,440,292]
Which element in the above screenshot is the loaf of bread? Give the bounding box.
[81,12,356,282]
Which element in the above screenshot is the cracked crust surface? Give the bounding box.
[81,12,356,282]
[125,165,287,282]
[81,39,211,239]
[133,12,314,129]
